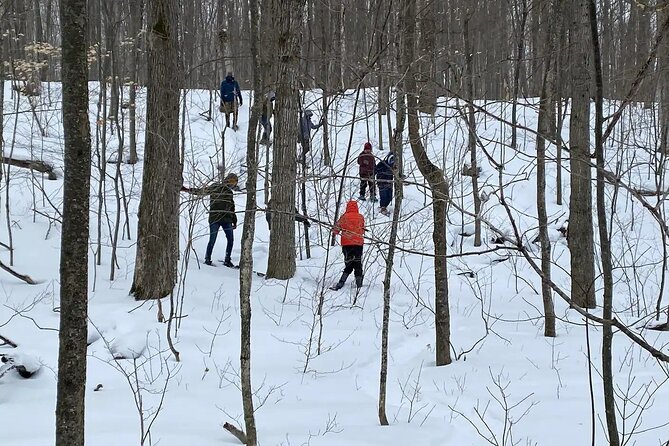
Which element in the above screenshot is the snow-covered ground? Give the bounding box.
[1,82,669,445]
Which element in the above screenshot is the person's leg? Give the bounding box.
[222,222,234,262]
[369,177,376,200]
[379,188,390,208]
[332,246,352,290]
[205,221,221,263]
[233,102,239,127]
[353,245,364,288]
[260,116,269,140]
[360,176,367,198]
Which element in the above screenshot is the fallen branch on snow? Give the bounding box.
[0,335,18,348]
[2,157,57,180]
[223,422,247,444]
[0,261,38,285]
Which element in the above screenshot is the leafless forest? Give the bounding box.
[3,0,669,445]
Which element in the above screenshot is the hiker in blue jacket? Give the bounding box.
[375,153,395,216]
[220,72,243,130]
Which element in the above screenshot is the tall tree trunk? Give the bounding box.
[417,0,436,114]
[464,10,481,246]
[401,0,451,366]
[568,0,596,309]
[659,6,669,153]
[536,0,558,338]
[379,13,406,423]
[237,0,261,443]
[55,0,91,444]
[127,0,143,165]
[265,0,305,280]
[131,0,182,300]
[588,1,620,444]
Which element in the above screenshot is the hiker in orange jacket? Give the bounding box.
[330,200,365,290]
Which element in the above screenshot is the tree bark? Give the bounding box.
[237,0,261,442]
[567,0,596,309]
[401,0,451,366]
[587,1,620,443]
[55,0,91,444]
[536,0,557,338]
[464,10,481,247]
[131,0,182,300]
[379,17,406,423]
[265,0,305,280]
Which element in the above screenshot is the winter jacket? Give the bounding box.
[191,182,237,225]
[299,112,321,145]
[220,75,242,104]
[357,149,375,177]
[333,200,365,246]
[375,154,395,190]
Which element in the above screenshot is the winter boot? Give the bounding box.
[379,207,390,216]
[223,257,234,268]
[329,272,350,291]
[355,275,363,289]
[359,194,366,201]
[204,259,213,266]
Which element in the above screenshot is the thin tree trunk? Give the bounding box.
[55,0,91,444]
[131,0,182,300]
[588,1,620,443]
[536,0,557,338]
[237,0,261,442]
[127,0,144,165]
[379,39,406,425]
[464,11,481,247]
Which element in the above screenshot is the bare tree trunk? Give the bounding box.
[401,0,451,366]
[127,0,144,165]
[55,0,91,444]
[379,20,406,423]
[464,10,481,247]
[587,1,619,444]
[536,0,557,338]
[237,0,261,443]
[417,0,436,114]
[131,0,182,300]
[266,0,305,280]
[511,0,528,150]
[568,0,596,309]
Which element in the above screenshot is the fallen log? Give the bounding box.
[223,422,247,444]
[0,260,38,285]
[2,157,57,180]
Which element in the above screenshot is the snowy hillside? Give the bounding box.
[1,82,668,445]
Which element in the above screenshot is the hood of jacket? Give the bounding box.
[345,200,359,214]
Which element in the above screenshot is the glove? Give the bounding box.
[232,223,237,230]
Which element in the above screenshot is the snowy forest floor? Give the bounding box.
[1,83,669,445]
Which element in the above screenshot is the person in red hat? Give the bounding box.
[357,142,376,202]
[330,200,366,291]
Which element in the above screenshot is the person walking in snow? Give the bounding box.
[357,142,376,202]
[182,171,239,267]
[259,91,275,146]
[298,109,323,158]
[375,152,395,216]
[220,72,243,130]
[330,200,365,291]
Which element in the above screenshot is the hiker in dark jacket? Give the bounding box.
[220,72,243,130]
[357,142,376,202]
[375,153,395,216]
[265,198,311,230]
[259,91,275,146]
[182,172,239,267]
[298,109,323,157]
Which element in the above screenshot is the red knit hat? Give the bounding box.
[364,142,372,151]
